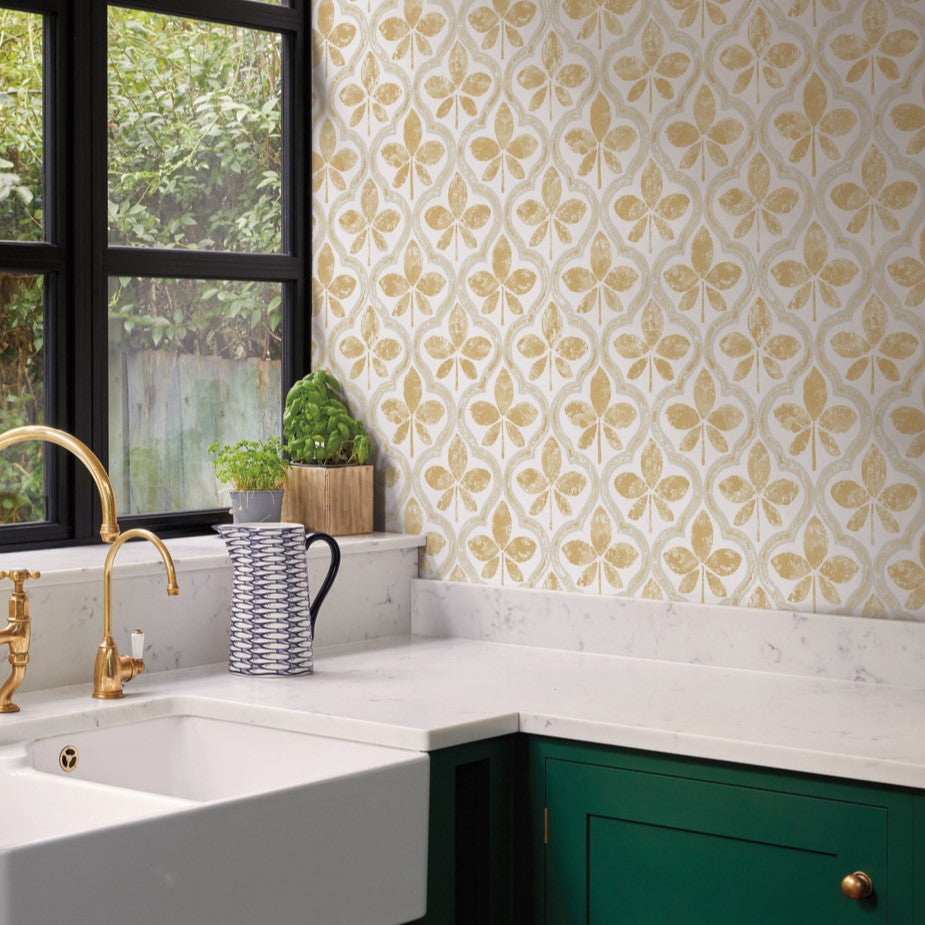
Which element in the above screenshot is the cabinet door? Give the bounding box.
[541,747,913,924]
[916,794,925,925]
[410,736,515,924]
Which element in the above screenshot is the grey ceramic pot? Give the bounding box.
[229,489,284,523]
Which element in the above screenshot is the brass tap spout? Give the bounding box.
[94,528,178,700]
[0,426,120,543]
[0,569,41,713]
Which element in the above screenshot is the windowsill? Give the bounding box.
[0,531,426,587]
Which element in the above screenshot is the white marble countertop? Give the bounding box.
[4,635,925,791]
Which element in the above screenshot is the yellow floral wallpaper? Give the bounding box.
[311,0,925,619]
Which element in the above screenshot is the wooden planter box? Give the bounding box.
[282,464,374,535]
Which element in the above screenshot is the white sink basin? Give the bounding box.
[0,703,429,925]
[28,713,409,802]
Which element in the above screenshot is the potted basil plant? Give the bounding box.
[281,370,374,535]
[209,436,288,523]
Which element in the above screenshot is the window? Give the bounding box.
[0,1,307,546]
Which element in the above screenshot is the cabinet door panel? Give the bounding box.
[588,814,833,922]
[547,758,888,924]
[412,736,515,924]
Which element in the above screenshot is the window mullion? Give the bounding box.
[65,0,109,543]
[105,0,300,32]
[103,249,302,282]
[46,0,70,539]
[0,243,65,273]
[285,19,308,395]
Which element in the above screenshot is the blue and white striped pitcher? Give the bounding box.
[216,523,340,676]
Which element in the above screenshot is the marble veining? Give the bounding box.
[412,579,925,689]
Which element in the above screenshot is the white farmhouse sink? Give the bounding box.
[0,704,429,925]
[28,713,410,801]
[0,753,191,847]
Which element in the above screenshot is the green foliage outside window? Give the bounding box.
[107,10,283,358]
[0,10,44,519]
[0,272,43,523]
[0,10,42,242]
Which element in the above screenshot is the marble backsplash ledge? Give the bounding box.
[1,533,425,693]
[411,579,925,690]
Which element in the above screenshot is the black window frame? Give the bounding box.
[0,0,308,549]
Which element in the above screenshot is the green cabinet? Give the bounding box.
[409,736,516,925]
[916,794,925,923]
[414,735,921,923]
[532,738,917,924]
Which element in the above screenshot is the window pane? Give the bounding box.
[108,276,282,515]
[0,273,45,523]
[107,10,282,253]
[0,10,44,242]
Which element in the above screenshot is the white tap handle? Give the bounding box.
[131,629,144,660]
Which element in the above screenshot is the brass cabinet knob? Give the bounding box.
[841,871,874,900]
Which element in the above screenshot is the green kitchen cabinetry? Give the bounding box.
[413,735,921,923]
[409,736,516,925]
[530,738,917,924]
[916,793,925,923]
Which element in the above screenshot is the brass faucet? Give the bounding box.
[94,528,179,699]
[0,425,120,542]
[0,569,41,713]
[0,425,180,703]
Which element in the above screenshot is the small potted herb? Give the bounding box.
[281,371,374,535]
[209,436,288,523]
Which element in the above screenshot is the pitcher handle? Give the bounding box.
[306,532,341,634]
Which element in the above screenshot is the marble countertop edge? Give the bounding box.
[515,713,924,790]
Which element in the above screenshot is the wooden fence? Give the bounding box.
[108,348,281,514]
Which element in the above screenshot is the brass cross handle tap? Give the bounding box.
[0,569,41,714]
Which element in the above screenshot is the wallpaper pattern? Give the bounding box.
[311,0,925,619]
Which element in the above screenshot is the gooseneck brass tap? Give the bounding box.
[0,425,179,705]
[0,426,120,542]
[0,569,41,713]
[94,528,178,699]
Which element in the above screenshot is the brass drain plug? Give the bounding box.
[58,745,79,772]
